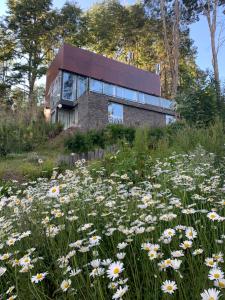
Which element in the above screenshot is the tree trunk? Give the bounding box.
[171,0,180,99]
[160,0,180,99]
[205,0,221,109]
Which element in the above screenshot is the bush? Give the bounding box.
[0,109,63,157]
[65,124,135,153]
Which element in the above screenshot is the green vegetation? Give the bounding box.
[0,134,225,299]
[64,124,135,153]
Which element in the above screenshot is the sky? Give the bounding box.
[0,0,224,80]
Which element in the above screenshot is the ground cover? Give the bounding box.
[0,146,224,299]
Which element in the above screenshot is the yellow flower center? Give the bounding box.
[64,282,69,288]
[36,274,43,280]
[52,188,57,193]
[209,297,215,300]
[214,273,220,279]
[113,267,120,274]
[218,281,225,288]
[167,285,173,291]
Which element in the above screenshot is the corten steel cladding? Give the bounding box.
[45,44,161,107]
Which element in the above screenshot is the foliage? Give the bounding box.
[0,147,225,299]
[176,75,218,126]
[0,109,63,157]
[64,125,135,153]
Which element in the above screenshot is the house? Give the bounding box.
[45,44,176,130]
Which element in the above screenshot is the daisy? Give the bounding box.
[171,250,184,258]
[214,279,225,289]
[117,243,128,250]
[163,228,176,238]
[205,258,217,268]
[0,267,6,277]
[148,250,157,260]
[171,259,182,270]
[200,288,221,300]
[208,268,224,281]
[180,240,192,250]
[48,186,60,198]
[161,280,178,294]
[112,285,128,299]
[185,228,197,240]
[207,212,220,221]
[116,252,126,260]
[60,279,71,292]
[89,235,101,245]
[193,249,204,256]
[107,261,124,281]
[31,272,48,283]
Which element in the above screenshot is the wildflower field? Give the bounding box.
[0,146,225,300]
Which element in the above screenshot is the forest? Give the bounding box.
[0,0,224,125]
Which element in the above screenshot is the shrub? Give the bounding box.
[65,124,135,153]
[0,109,63,157]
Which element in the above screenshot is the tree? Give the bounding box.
[58,2,86,47]
[176,73,218,126]
[183,0,225,113]
[0,22,15,100]
[4,0,60,103]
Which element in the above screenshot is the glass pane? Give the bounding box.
[138,92,145,104]
[108,102,123,124]
[145,94,160,106]
[103,83,116,97]
[124,88,138,101]
[62,72,76,101]
[116,86,124,99]
[77,76,87,98]
[90,79,103,93]
[161,98,172,109]
[166,115,176,125]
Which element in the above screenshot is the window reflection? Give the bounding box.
[77,76,87,98]
[62,72,76,101]
[166,115,176,125]
[103,83,116,97]
[90,79,103,93]
[108,102,123,124]
[51,71,173,110]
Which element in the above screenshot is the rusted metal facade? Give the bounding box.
[45,44,175,130]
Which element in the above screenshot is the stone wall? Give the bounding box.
[59,91,175,130]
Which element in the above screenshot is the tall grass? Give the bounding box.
[0,146,224,299]
[0,107,63,156]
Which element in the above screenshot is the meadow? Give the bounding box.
[0,142,225,300]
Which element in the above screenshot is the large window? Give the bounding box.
[62,72,76,101]
[90,79,103,93]
[124,88,138,101]
[166,115,176,125]
[50,70,173,111]
[77,76,87,98]
[108,102,123,124]
[103,82,116,97]
[145,94,160,107]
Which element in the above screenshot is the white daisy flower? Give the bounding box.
[161,280,178,294]
[31,272,48,283]
[200,288,221,300]
[60,279,71,292]
[0,267,6,277]
[107,261,124,281]
[48,186,60,198]
[208,268,224,281]
[112,285,128,299]
[214,279,225,289]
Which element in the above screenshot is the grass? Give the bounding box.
[0,143,225,299]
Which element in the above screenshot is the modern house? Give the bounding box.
[45,44,176,130]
